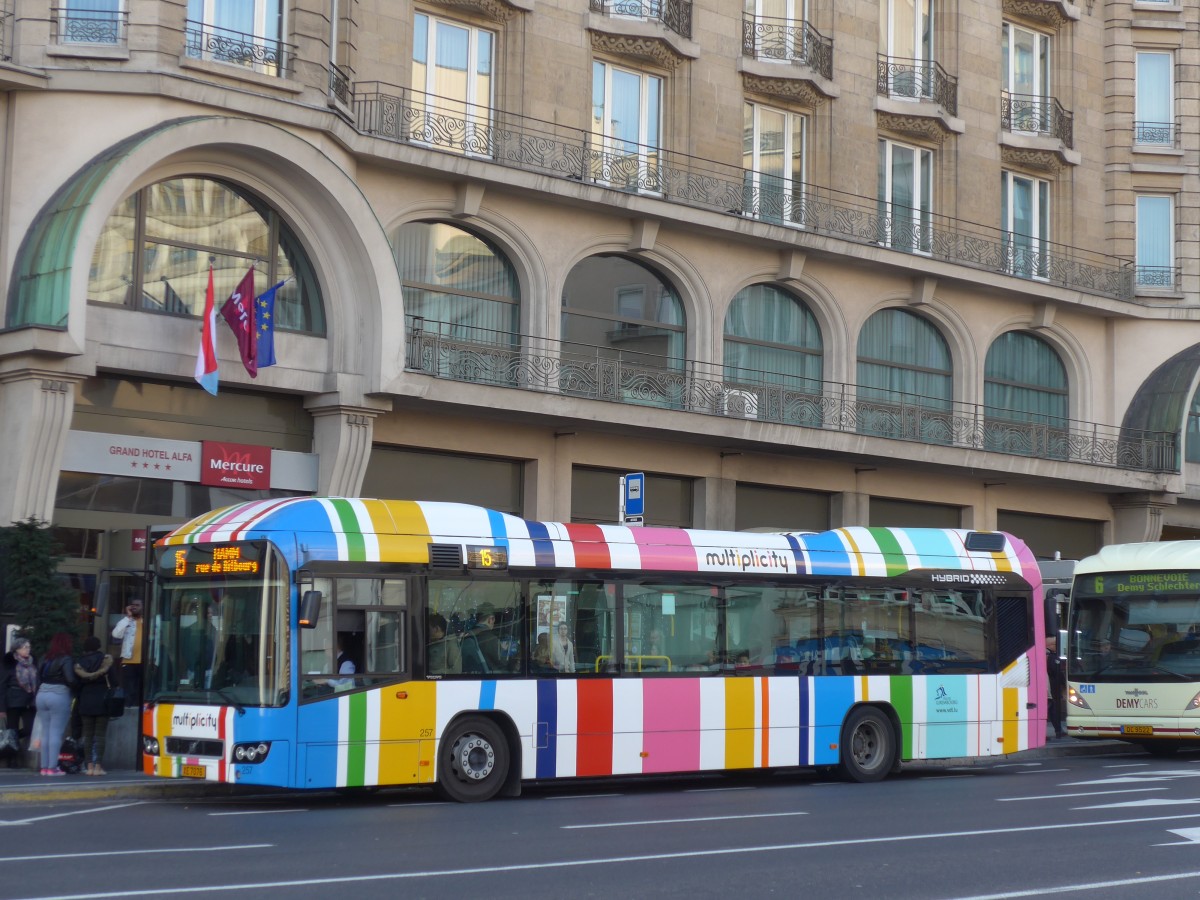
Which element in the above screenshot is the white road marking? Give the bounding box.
[997,788,1167,801]
[0,802,146,827]
[0,844,272,864]
[683,786,756,793]
[1157,827,1200,846]
[563,811,808,829]
[16,813,1200,899]
[1015,768,1069,774]
[1074,798,1200,810]
[207,809,308,816]
[541,793,623,800]
[941,870,1200,899]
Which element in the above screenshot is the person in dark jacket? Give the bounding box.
[34,632,77,776]
[2,638,37,768]
[74,636,115,776]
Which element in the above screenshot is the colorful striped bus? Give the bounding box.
[143,498,1047,800]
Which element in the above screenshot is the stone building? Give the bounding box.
[0,0,1197,613]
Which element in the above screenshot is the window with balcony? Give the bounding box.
[878,139,932,253]
[856,309,951,442]
[723,284,822,425]
[743,103,805,224]
[88,177,325,334]
[591,61,663,193]
[561,255,685,408]
[1135,51,1174,146]
[1136,195,1175,290]
[879,0,933,99]
[1001,171,1049,279]
[411,13,494,152]
[1001,22,1050,134]
[984,331,1068,458]
[57,0,124,45]
[186,0,286,76]
[744,0,806,62]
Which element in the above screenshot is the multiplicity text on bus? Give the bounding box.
[1067,541,1200,755]
[142,498,1047,801]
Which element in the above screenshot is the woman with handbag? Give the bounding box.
[73,636,114,776]
[2,638,37,768]
[34,633,77,776]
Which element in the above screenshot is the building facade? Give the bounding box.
[1,0,1198,615]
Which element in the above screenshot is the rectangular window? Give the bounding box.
[60,0,124,45]
[1001,171,1050,279]
[425,578,523,675]
[1002,22,1051,134]
[591,61,663,193]
[186,0,285,76]
[411,13,495,154]
[742,102,805,224]
[879,0,933,99]
[1136,195,1174,289]
[300,577,408,698]
[877,139,932,253]
[1135,51,1174,146]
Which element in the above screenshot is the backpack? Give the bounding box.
[458,633,490,675]
[58,735,83,775]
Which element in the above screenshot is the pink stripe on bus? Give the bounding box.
[641,679,701,773]
[631,528,700,572]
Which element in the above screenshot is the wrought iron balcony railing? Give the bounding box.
[588,0,692,40]
[51,6,127,46]
[1001,92,1073,148]
[1134,120,1178,148]
[740,14,833,80]
[329,63,351,106]
[404,317,1177,473]
[184,19,293,77]
[877,55,957,116]
[1135,265,1181,291]
[354,86,1133,299]
[0,8,12,61]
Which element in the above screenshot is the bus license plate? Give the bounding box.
[1122,725,1153,736]
[180,764,206,778]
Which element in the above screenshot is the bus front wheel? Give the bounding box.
[838,706,896,783]
[436,716,510,803]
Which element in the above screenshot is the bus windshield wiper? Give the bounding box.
[214,688,246,715]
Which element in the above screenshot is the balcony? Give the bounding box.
[404,317,1177,474]
[1136,265,1181,291]
[1134,120,1178,149]
[354,86,1132,299]
[877,55,957,115]
[741,14,833,80]
[1001,92,1073,148]
[1,8,11,61]
[51,6,127,46]
[184,19,294,78]
[588,0,692,41]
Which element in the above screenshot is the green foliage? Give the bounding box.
[0,518,80,656]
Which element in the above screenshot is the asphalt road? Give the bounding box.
[4,750,1200,900]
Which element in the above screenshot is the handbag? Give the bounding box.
[104,686,125,719]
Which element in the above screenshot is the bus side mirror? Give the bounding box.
[299,591,322,629]
[1057,628,1068,661]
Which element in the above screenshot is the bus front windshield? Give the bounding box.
[1069,593,1200,682]
[147,542,290,708]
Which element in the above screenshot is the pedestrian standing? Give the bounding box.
[1047,635,1066,739]
[34,633,77,776]
[73,636,114,776]
[2,638,38,768]
[112,602,143,706]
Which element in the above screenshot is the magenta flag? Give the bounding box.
[219,267,258,377]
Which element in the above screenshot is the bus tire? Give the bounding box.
[436,716,510,803]
[838,706,896,783]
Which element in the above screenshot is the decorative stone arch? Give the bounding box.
[982,316,1091,423]
[8,116,401,391]
[557,234,712,364]
[384,199,547,343]
[856,293,977,405]
[718,270,848,386]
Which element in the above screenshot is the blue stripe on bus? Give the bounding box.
[814,677,856,766]
[800,532,854,576]
[486,508,510,555]
[783,533,808,574]
[297,699,340,789]
[478,681,497,710]
[902,528,959,567]
[523,520,557,568]
[798,678,811,766]
[536,680,558,779]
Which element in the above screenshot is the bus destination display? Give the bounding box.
[165,543,262,577]
[1077,571,1200,597]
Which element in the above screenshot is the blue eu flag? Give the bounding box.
[255,281,285,368]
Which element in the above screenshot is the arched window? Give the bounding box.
[393,221,520,343]
[723,284,822,424]
[856,309,951,441]
[1187,385,1200,464]
[88,177,325,334]
[984,331,1068,458]
[561,255,685,408]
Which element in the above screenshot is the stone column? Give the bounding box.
[0,372,81,524]
[1111,493,1175,544]
[306,400,390,497]
[832,491,869,527]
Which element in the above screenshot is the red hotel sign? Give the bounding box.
[200,441,271,490]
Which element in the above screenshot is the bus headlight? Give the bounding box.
[1186,692,1200,712]
[1067,686,1091,710]
[142,736,160,756]
[233,742,271,764]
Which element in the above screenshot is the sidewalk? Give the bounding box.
[0,730,1140,806]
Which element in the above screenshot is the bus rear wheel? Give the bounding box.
[838,706,896,783]
[436,716,510,803]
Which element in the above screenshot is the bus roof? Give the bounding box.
[159,498,1041,583]
[1075,541,1200,576]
